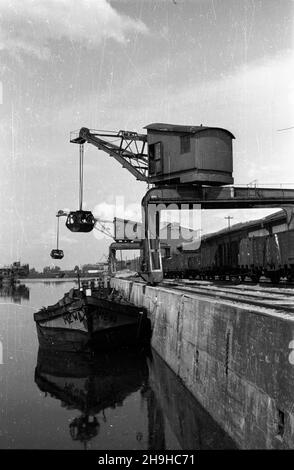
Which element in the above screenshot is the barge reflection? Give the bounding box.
[35,347,236,450]
[34,347,149,449]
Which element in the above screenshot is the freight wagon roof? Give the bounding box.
[114,218,195,234]
[144,123,235,139]
[202,209,286,242]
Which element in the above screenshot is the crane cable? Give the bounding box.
[79,144,84,211]
[56,215,60,250]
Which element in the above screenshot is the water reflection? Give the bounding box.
[35,347,236,450]
[148,351,237,449]
[0,283,30,303]
[42,280,78,286]
[35,348,149,449]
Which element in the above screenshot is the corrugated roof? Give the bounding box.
[144,123,235,139]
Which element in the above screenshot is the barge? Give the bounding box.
[34,286,151,352]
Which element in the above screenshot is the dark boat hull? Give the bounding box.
[36,323,89,352]
[34,291,151,353]
[36,321,149,352]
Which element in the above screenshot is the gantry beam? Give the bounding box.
[142,185,294,209]
[140,185,294,284]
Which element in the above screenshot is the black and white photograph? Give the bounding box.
[0,0,293,459]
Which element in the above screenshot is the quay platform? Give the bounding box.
[110,277,294,449]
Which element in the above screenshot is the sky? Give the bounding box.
[0,0,293,270]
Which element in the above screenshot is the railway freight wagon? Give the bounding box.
[162,252,192,278]
[162,213,294,283]
[264,230,294,282]
[238,230,294,282]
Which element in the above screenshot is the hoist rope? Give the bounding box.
[56,215,60,250]
[79,144,84,211]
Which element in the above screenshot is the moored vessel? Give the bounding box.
[34,286,151,352]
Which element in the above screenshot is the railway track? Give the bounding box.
[164,276,294,288]
[160,279,294,315]
[123,274,294,313]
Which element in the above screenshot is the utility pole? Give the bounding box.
[225,215,234,230]
[225,216,234,269]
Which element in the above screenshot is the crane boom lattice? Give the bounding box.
[70,127,149,182]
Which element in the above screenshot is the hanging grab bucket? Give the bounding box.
[65,144,96,233]
[50,214,65,259]
[66,210,95,233]
[50,249,64,259]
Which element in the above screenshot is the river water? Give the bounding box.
[0,280,236,450]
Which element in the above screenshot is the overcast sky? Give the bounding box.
[0,0,293,269]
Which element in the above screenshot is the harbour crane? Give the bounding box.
[68,124,294,284]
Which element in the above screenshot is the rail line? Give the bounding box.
[123,275,294,312]
[159,279,294,315]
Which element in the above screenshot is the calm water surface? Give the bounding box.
[0,280,236,450]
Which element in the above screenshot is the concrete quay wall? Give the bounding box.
[111,278,294,449]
